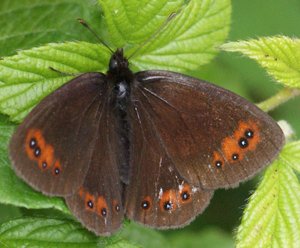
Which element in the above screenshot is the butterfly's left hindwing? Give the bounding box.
[65,98,124,235]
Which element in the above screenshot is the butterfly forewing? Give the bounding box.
[131,70,284,190]
[9,73,111,196]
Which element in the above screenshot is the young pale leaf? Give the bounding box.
[280,141,300,174]
[221,36,300,88]
[0,42,110,122]
[0,116,69,213]
[0,217,139,248]
[99,0,231,71]
[0,0,102,57]
[236,153,300,248]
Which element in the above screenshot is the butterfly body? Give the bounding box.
[107,49,132,184]
[9,48,284,235]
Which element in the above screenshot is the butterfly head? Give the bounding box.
[108,48,130,75]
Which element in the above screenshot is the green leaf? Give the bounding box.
[221,36,300,88]
[168,228,234,248]
[98,0,186,45]
[99,0,231,71]
[0,217,139,248]
[0,116,69,214]
[121,222,170,248]
[0,42,110,122]
[0,0,231,122]
[0,0,103,57]
[280,140,300,174]
[236,151,300,247]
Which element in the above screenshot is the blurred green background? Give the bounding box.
[0,0,299,247]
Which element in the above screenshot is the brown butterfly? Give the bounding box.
[9,46,284,235]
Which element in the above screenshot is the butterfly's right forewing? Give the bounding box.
[129,70,284,190]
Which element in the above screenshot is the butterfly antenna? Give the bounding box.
[49,66,78,76]
[127,12,177,60]
[78,18,114,54]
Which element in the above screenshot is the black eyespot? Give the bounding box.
[101,208,107,217]
[141,200,150,210]
[239,138,248,148]
[87,200,94,209]
[245,129,254,139]
[54,168,60,175]
[163,201,173,211]
[215,160,222,168]
[232,153,239,161]
[29,138,37,148]
[115,204,120,212]
[42,162,47,169]
[34,147,41,157]
[181,191,190,201]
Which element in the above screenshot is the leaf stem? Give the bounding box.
[257,88,300,112]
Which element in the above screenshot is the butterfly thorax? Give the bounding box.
[108,48,133,184]
[107,48,133,106]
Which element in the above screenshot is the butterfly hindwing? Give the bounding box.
[130,70,284,190]
[9,73,111,196]
[125,101,213,228]
[65,99,124,235]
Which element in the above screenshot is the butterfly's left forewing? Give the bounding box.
[9,73,112,196]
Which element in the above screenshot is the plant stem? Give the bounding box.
[257,88,300,112]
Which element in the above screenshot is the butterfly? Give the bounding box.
[9,45,284,235]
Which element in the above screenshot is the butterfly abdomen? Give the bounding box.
[111,80,131,185]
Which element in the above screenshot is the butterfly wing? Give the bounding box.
[132,70,284,189]
[133,71,284,189]
[125,100,213,228]
[9,73,113,196]
[125,70,284,228]
[10,72,124,234]
[65,97,124,235]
